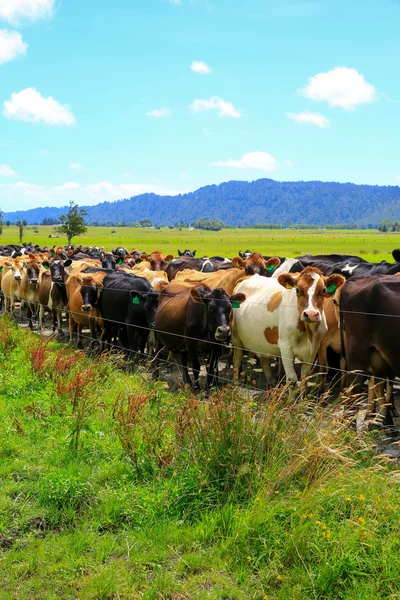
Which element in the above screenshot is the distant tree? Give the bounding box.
[193,218,224,231]
[58,200,87,244]
[6,220,10,227]
[174,221,188,228]
[42,217,60,225]
[16,218,25,243]
[140,219,152,228]
[0,209,3,236]
[130,222,141,228]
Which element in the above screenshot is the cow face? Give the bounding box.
[278,267,345,324]
[140,251,174,271]
[10,260,25,281]
[100,252,116,270]
[48,258,73,283]
[232,253,280,276]
[129,290,160,328]
[178,249,196,257]
[239,249,253,260]
[191,286,246,342]
[78,276,101,312]
[25,258,41,285]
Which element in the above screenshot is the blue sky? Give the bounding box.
[0,0,399,211]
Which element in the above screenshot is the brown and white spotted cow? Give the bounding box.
[232,267,345,384]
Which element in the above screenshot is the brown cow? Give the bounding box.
[140,251,174,271]
[232,253,280,276]
[1,257,26,314]
[38,258,72,334]
[20,254,42,329]
[66,271,107,346]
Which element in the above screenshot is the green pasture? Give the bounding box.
[2,225,400,262]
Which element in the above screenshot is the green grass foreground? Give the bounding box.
[1,316,400,599]
[3,225,400,262]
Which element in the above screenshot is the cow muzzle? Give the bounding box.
[14,274,21,280]
[30,278,39,285]
[302,309,321,323]
[215,325,231,341]
[81,304,91,312]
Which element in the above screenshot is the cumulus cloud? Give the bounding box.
[286,109,329,128]
[0,163,17,176]
[0,0,54,24]
[190,96,241,118]
[70,162,84,170]
[146,108,171,118]
[301,67,376,110]
[396,176,400,183]
[191,61,211,74]
[284,159,298,167]
[0,29,27,64]
[0,180,185,211]
[3,88,76,125]
[213,151,278,171]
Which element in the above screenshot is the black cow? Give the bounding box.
[178,249,196,257]
[100,271,159,358]
[38,258,72,333]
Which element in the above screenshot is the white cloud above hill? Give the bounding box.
[3,87,76,125]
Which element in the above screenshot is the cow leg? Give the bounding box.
[27,303,33,330]
[259,356,275,388]
[180,350,192,387]
[69,313,75,342]
[233,346,244,381]
[77,324,83,348]
[207,347,221,390]
[279,345,298,382]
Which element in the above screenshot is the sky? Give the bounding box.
[0,0,399,212]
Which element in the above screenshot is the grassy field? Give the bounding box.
[1,315,400,599]
[2,225,400,262]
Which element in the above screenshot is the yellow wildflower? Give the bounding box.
[207,458,211,462]
[315,520,321,526]
[359,494,365,501]
[276,574,282,582]
[346,497,352,502]
[247,556,252,562]
[358,517,365,523]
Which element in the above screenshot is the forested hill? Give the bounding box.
[5,178,400,226]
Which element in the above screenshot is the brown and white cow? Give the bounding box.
[66,271,107,346]
[232,267,345,384]
[1,257,26,314]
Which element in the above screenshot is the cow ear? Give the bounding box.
[140,253,149,262]
[28,252,36,260]
[64,259,73,267]
[278,273,298,289]
[264,256,280,272]
[323,274,346,297]
[193,250,196,257]
[190,285,212,304]
[178,250,183,256]
[232,256,245,269]
[230,292,246,306]
[42,261,50,269]
[76,274,83,285]
[100,252,105,259]
[393,249,400,262]
[239,251,244,259]
[165,254,174,262]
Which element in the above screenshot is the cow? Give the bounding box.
[100,252,116,270]
[140,251,174,271]
[175,267,251,295]
[232,254,280,276]
[155,281,246,390]
[100,271,160,358]
[1,258,26,314]
[178,249,196,257]
[239,250,253,259]
[38,258,73,334]
[20,254,42,329]
[232,268,345,385]
[66,271,107,346]
[340,275,400,425]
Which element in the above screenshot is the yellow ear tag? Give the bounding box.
[285,282,294,289]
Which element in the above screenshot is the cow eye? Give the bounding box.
[321,288,327,295]
[295,288,302,296]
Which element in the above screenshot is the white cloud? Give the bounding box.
[3,88,76,125]
[286,109,329,128]
[213,151,278,171]
[179,172,189,179]
[203,128,212,136]
[284,159,298,167]
[190,96,241,118]
[301,67,376,110]
[191,60,211,74]
[0,0,54,24]
[70,162,84,170]
[396,176,400,183]
[0,163,17,176]
[53,182,80,191]
[0,180,185,211]
[146,108,171,118]
[0,29,27,64]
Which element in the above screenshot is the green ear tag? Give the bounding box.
[51,252,55,257]
[327,284,336,294]
[132,296,141,305]
[135,259,141,264]
[99,287,103,293]
[267,264,275,271]
[117,258,123,265]
[0,267,2,272]
[44,265,49,270]
[231,301,240,309]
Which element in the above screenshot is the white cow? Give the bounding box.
[232,267,345,384]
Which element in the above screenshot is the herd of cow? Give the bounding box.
[1,242,400,425]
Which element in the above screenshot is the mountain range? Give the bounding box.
[4,178,400,227]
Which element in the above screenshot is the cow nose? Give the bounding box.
[82,304,91,312]
[14,274,21,280]
[303,309,320,322]
[31,278,38,284]
[216,325,231,339]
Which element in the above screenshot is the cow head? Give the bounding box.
[190,285,246,342]
[10,259,25,281]
[178,249,196,257]
[140,251,174,271]
[239,249,253,259]
[78,275,104,312]
[25,254,41,285]
[129,290,160,328]
[100,252,116,270]
[45,258,73,283]
[131,249,142,263]
[278,267,345,324]
[232,253,280,276]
